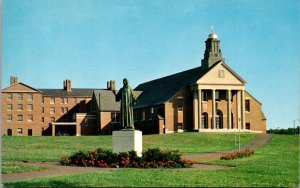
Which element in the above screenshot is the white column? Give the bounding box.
[193,89,199,130]
[227,89,232,129]
[237,90,241,130]
[198,89,202,130]
[241,90,246,130]
[212,89,216,129]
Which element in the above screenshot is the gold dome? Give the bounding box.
[208,32,218,39]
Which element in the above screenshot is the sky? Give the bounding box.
[2,0,300,129]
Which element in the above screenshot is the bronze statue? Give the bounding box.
[113,78,135,129]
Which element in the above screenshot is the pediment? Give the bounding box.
[2,82,41,93]
[197,62,246,85]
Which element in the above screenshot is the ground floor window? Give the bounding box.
[178,123,183,130]
[216,110,223,129]
[17,128,22,136]
[7,129,12,136]
[246,123,250,130]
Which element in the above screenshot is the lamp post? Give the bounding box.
[293,119,299,134]
[238,118,241,152]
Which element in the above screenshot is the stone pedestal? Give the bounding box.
[112,129,142,157]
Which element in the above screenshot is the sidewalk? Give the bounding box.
[1,134,273,183]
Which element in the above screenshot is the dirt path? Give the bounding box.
[1,134,272,184]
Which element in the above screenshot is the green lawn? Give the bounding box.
[3,134,299,187]
[1,162,47,174]
[2,133,255,162]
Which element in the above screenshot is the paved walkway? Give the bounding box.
[1,134,273,183]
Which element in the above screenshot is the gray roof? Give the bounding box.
[93,90,142,112]
[40,88,99,97]
[134,66,207,108]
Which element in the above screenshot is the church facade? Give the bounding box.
[133,31,266,134]
[1,31,266,136]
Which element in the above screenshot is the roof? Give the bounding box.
[93,90,142,111]
[134,65,208,108]
[245,90,262,105]
[39,88,99,97]
[2,82,42,93]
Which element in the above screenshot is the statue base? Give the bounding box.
[112,129,142,157]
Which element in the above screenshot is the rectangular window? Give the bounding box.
[17,115,23,122]
[50,97,55,104]
[215,91,220,101]
[50,117,55,123]
[18,93,23,100]
[202,91,208,101]
[42,117,45,123]
[142,111,146,120]
[17,128,23,135]
[28,115,33,122]
[18,104,23,111]
[28,104,33,111]
[7,104,12,111]
[7,114,12,122]
[42,97,44,104]
[61,98,68,104]
[111,112,120,123]
[7,93,12,100]
[246,123,250,130]
[50,107,55,114]
[28,93,33,100]
[42,107,44,113]
[245,99,250,112]
[61,107,68,114]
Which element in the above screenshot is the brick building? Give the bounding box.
[133,31,266,134]
[1,31,266,136]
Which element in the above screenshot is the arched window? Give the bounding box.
[202,113,208,129]
[216,110,223,129]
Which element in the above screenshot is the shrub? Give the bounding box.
[220,149,254,160]
[59,148,194,168]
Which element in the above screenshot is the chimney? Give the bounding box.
[107,80,115,90]
[10,76,18,85]
[63,79,71,92]
[110,80,115,91]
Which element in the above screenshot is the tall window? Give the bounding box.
[50,97,55,104]
[202,91,208,101]
[202,113,208,129]
[18,93,23,100]
[215,91,220,101]
[42,107,44,113]
[17,115,23,122]
[28,93,33,101]
[42,117,45,123]
[7,114,12,122]
[28,104,33,111]
[7,104,12,111]
[7,93,12,100]
[18,104,23,111]
[28,115,33,122]
[42,97,44,104]
[50,107,55,114]
[245,99,250,112]
[246,123,250,130]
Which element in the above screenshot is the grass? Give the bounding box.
[3,135,299,187]
[1,162,48,174]
[2,133,255,162]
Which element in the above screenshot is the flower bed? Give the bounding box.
[220,149,254,160]
[60,148,194,168]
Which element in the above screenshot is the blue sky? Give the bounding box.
[2,0,300,129]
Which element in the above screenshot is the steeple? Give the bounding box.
[201,27,225,70]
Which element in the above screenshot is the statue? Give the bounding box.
[113,78,135,129]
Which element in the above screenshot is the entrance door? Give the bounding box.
[7,129,12,136]
[28,129,32,136]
